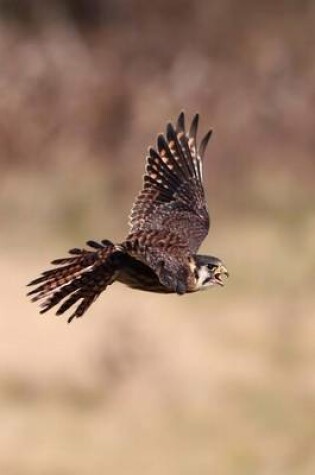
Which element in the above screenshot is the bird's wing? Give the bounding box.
[129,112,212,254]
[122,229,193,294]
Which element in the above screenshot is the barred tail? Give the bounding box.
[27,239,118,323]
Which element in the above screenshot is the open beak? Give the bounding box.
[214,264,229,286]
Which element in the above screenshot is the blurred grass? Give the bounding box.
[1,149,315,475]
[0,175,314,474]
[0,1,315,473]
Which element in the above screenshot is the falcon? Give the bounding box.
[27,112,229,323]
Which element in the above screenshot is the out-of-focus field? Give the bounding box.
[1,1,315,474]
[1,208,315,475]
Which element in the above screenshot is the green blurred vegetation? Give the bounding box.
[0,1,314,474]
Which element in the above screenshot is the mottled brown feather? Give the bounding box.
[27,241,117,322]
[129,112,212,254]
[27,112,215,320]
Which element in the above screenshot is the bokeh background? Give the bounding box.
[1,1,315,474]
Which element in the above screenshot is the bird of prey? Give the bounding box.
[27,112,229,323]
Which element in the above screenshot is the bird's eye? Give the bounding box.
[207,264,216,272]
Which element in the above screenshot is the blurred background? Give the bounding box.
[1,1,315,474]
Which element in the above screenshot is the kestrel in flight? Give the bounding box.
[27,112,229,322]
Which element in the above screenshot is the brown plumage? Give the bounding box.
[27,112,228,322]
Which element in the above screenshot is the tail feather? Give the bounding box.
[27,240,117,322]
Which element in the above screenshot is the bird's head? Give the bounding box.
[192,255,229,291]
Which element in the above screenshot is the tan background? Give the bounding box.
[1,1,315,474]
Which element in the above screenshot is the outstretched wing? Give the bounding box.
[129,112,212,254]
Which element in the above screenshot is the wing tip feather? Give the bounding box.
[176,111,185,133]
[199,129,213,158]
[189,113,199,141]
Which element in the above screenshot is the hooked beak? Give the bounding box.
[214,264,229,286]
